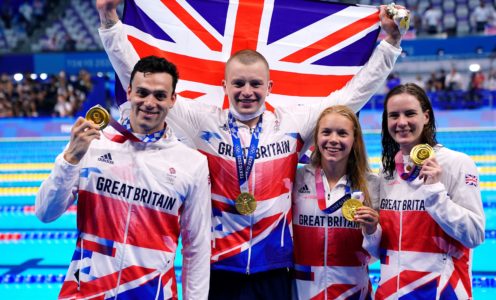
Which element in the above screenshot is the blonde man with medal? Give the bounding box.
[96,0,407,298]
[363,83,485,299]
[292,105,380,299]
[35,56,211,300]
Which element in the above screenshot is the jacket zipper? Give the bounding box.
[246,161,257,274]
[246,214,253,275]
[397,203,403,297]
[113,192,134,298]
[324,210,329,300]
[246,133,259,275]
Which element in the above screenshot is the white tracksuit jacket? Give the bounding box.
[364,145,485,300]
[35,126,211,300]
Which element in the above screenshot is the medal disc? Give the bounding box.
[342,199,363,222]
[235,192,257,215]
[86,105,110,130]
[410,144,434,165]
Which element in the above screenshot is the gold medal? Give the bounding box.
[85,105,110,130]
[235,192,257,215]
[410,144,434,166]
[342,199,363,222]
[386,3,410,34]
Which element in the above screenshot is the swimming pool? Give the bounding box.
[1,129,495,299]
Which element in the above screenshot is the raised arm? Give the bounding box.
[36,118,100,222]
[320,5,404,112]
[96,0,121,29]
[180,156,212,300]
[97,0,208,145]
[97,0,138,90]
[296,5,404,145]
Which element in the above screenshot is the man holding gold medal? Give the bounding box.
[363,83,485,299]
[36,56,211,299]
[96,0,407,298]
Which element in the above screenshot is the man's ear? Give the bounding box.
[126,85,132,101]
[267,80,273,96]
[170,93,177,108]
[222,79,227,94]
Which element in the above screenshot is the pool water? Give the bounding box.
[1,129,495,299]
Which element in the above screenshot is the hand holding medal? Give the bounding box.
[354,205,380,235]
[85,104,144,143]
[63,115,102,165]
[396,144,435,182]
[343,191,380,234]
[386,2,410,35]
[342,192,364,222]
[410,144,434,166]
[413,144,442,184]
[85,105,110,130]
[342,198,363,222]
[63,104,110,164]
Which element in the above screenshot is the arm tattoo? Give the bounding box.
[101,13,118,29]
[102,19,117,29]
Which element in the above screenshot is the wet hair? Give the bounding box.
[310,105,372,206]
[381,83,438,178]
[130,56,179,93]
[225,49,270,75]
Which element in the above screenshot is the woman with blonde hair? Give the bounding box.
[292,105,379,299]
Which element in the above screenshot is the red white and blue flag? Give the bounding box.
[118,0,381,108]
[465,174,478,187]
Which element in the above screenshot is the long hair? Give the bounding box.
[381,83,438,178]
[310,105,372,206]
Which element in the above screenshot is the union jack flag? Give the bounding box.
[465,174,478,187]
[118,0,381,108]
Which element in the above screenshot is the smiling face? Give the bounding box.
[316,112,355,168]
[127,71,176,134]
[386,92,430,153]
[223,57,272,116]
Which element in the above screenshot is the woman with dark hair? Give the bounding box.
[292,105,380,299]
[366,83,485,299]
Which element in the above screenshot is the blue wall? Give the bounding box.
[401,36,496,56]
[401,35,496,57]
[0,52,114,75]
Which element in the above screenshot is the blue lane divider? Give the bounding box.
[2,230,496,241]
[0,205,76,214]
[0,231,79,240]
[0,274,65,284]
[2,272,495,288]
[484,201,496,208]
[0,267,182,285]
[485,230,496,239]
[0,182,44,188]
[0,206,35,213]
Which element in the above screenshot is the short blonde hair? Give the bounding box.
[225,49,269,75]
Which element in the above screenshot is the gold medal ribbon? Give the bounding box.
[85,105,142,142]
